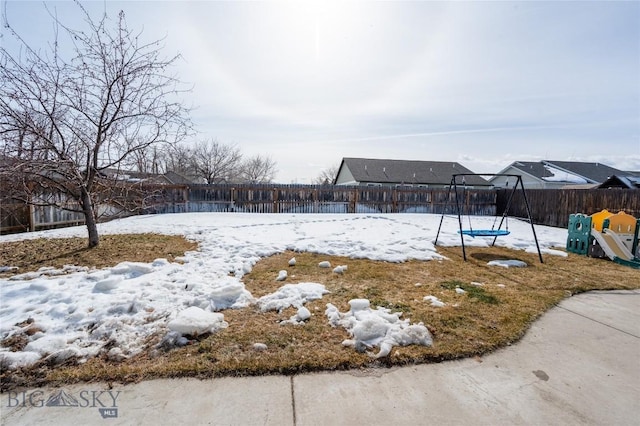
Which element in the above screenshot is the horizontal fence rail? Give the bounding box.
[2,183,638,234]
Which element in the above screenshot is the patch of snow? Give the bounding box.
[45,347,83,365]
[333,265,347,274]
[318,261,331,268]
[455,287,467,294]
[0,351,41,370]
[325,299,432,358]
[538,248,568,257]
[24,334,68,355]
[106,347,128,362]
[281,306,312,325]
[541,165,588,183]
[257,283,329,313]
[155,331,189,351]
[288,257,296,266]
[487,260,528,268]
[93,276,123,292]
[276,270,288,281]
[423,295,445,307]
[167,306,228,336]
[297,306,311,321]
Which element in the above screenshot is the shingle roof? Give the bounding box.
[163,170,194,185]
[507,160,627,183]
[544,161,625,184]
[509,162,556,179]
[337,158,491,186]
[598,175,640,189]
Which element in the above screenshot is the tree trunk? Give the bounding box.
[80,188,100,248]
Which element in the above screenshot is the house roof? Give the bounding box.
[499,160,627,184]
[504,161,555,180]
[163,170,194,185]
[544,160,625,183]
[99,168,182,184]
[597,175,640,189]
[335,158,491,186]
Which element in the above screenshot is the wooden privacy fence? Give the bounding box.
[1,202,85,234]
[2,184,638,234]
[496,188,640,228]
[147,184,497,216]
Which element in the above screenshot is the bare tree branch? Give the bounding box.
[239,154,277,183]
[312,164,340,185]
[191,139,243,184]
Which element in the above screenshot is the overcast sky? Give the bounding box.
[2,1,639,183]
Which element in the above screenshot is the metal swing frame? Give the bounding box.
[434,174,543,263]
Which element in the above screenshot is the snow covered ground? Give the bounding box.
[0,213,568,370]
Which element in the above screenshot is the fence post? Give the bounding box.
[313,188,319,213]
[392,188,398,213]
[272,187,278,213]
[28,202,35,232]
[349,188,357,213]
[231,187,236,212]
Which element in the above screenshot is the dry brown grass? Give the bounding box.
[1,234,639,390]
[0,234,197,277]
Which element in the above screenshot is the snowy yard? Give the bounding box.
[0,213,570,372]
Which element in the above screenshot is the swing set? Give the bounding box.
[434,174,543,263]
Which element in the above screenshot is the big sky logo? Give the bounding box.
[5,389,120,419]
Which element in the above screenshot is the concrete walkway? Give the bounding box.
[2,290,639,426]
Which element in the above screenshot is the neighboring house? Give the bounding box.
[333,157,491,188]
[163,170,198,185]
[490,161,629,189]
[597,175,640,189]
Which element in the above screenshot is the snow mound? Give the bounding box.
[111,261,154,276]
[155,331,190,351]
[325,299,432,358]
[257,282,329,312]
[487,260,528,268]
[0,351,41,370]
[24,334,67,355]
[424,295,445,307]
[93,276,123,292]
[208,278,255,310]
[281,306,312,325]
[333,265,348,274]
[167,307,228,336]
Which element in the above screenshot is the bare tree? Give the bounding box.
[163,143,195,176]
[0,3,191,247]
[239,154,277,183]
[191,139,243,184]
[313,164,340,185]
[122,146,163,174]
